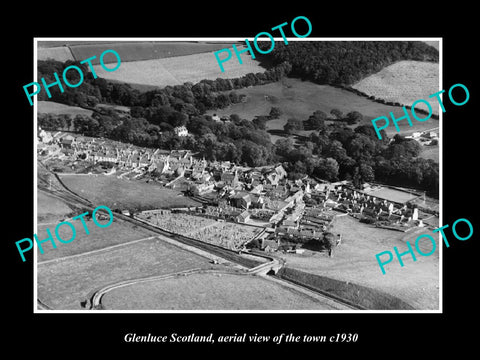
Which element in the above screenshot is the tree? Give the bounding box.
[314,157,339,182]
[284,118,303,134]
[330,108,344,120]
[306,110,327,130]
[345,111,363,125]
[253,116,269,130]
[269,107,282,119]
[275,137,295,158]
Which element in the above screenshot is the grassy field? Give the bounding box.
[206,77,440,140]
[38,47,75,62]
[418,144,440,162]
[101,272,334,310]
[351,61,440,115]
[37,101,94,116]
[37,191,75,223]
[58,174,201,210]
[37,236,220,309]
[36,216,158,262]
[277,215,440,310]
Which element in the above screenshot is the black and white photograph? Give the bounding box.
[6,5,478,353]
[33,37,441,312]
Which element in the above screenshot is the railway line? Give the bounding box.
[37,166,364,310]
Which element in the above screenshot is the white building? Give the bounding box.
[174,126,189,137]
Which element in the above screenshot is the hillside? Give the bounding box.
[351,60,440,114]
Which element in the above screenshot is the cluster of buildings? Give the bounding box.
[38,129,426,254]
[404,129,439,146]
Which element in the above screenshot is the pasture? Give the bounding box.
[37,47,75,62]
[101,272,334,310]
[37,101,94,116]
[206,77,440,139]
[418,144,440,162]
[37,190,74,223]
[58,174,201,211]
[351,61,440,115]
[36,215,158,262]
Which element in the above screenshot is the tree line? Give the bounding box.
[258,41,439,85]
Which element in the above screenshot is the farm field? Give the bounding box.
[58,174,201,211]
[37,190,75,223]
[37,236,222,309]
[37,41,236,63]
[37,101,94,116]
[137,212,262,250]
[91,47,265,89]
[277,215,440,310]
[206,77,440,140]
[351,61,440,115]
[68,41,237,63]
[36,215,158,262]
[101,272,335,310]
[37,46,75,62]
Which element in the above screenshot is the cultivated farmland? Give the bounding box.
[351,60,440,115]
[91,48,265,89]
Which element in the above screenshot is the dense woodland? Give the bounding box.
[259,41,439,85]
[37,41,439,196]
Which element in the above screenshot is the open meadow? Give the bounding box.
[278,215,440,310]
[206,77,440,140]
[37,101,94,116]
[58,174,200,211]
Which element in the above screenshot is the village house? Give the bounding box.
[174,126,189,137]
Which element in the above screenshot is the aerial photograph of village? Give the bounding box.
[35,39,440,311]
